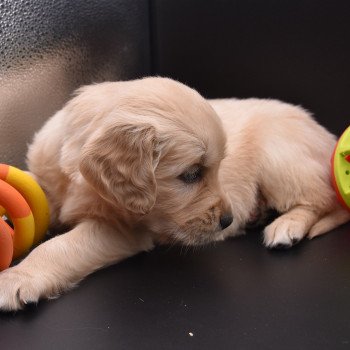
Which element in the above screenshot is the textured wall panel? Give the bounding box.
[0,0,150,167]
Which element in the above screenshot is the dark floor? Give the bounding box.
[1,222,350,350]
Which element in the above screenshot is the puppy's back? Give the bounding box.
[210,97,337,212]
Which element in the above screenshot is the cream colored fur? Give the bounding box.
[210,98,350,245]
[0,77,348,311]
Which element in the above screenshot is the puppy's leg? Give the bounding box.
[309,205,350,239]
[263,205,319,248]
[0,220,153,311]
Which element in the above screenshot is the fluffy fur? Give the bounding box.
[210,98,350,245]
[0,77,348,311]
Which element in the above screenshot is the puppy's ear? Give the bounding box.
[80,123,159,215]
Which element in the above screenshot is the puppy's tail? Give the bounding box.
[309,206,350,239]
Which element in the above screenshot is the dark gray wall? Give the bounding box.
[150,0,350,136]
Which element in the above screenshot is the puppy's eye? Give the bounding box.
[178,164,204,184]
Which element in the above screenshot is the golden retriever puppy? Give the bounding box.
[0,77,349,311]
[0,77,233,311]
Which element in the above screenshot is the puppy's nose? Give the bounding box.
[220,214,233,230]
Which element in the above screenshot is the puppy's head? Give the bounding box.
[79,77,233,245]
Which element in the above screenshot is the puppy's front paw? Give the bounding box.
[263,217,306,249]
[0,267,61,311]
